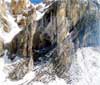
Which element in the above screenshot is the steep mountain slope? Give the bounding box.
[0,0,100,85]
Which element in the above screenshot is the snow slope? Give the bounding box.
[1,47,100,85]
[0,13,22,44]
[67,47,100,85]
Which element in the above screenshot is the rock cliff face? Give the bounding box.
[0,0,100,83]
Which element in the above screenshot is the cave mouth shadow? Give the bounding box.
[32,28,57,64]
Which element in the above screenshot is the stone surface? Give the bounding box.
[0,0,100,84]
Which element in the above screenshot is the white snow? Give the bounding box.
[67,47,100,85]
[1,0,100,85]
[0,0,55,44]
[0,56,7,83]
[0,12,22,44]
[35,11,45,21]
[32,1,55,21]
[48,76,67,85]
[98,0,100,4]
[1,47,100,85]
[4,0,11,3]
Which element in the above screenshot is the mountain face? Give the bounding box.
[0,0,100,85]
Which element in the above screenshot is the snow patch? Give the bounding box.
[4,0,11,3]
[1,47,100,85]
[0,13,22,44]
[35,11,45,20]
[67,47,100,85]
[48,76,67,85]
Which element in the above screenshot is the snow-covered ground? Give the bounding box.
[66,47,100,85]
[0,47,100,85]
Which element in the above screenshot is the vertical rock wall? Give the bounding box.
[0,0,93,79]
